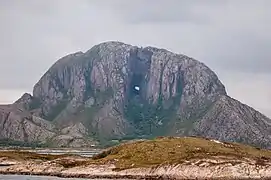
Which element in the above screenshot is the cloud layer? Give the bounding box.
[0,0,270,117]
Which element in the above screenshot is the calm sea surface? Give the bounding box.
[0,149,102,157]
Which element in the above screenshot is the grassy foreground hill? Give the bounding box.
[93,136,271,170]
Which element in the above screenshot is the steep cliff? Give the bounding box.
[1,41,270,148]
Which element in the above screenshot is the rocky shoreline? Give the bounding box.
[2,173,270,180]
[0,158,271,180]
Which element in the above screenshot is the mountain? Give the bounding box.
[0,41,270,148]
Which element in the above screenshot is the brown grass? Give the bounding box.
[0,151,72,161]
[92,137,271,170]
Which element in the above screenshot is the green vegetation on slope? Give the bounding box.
[45,99,69,121]
[28,97,41,110]
[123,70,183,138]
[0,139,50,148]
[93,136,271,170]
[124,97,180,137]
[82,88,114,142]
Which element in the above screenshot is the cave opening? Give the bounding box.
[129,73,143,97]
[134,86,140,91]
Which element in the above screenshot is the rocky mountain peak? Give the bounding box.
[0,41,270,148]
[32,41,226,118]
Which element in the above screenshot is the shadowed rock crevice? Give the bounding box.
[126,48,152,100]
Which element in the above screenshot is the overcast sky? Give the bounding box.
[0,0,271,117]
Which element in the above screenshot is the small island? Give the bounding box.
[0,137,271,179]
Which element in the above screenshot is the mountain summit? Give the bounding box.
[1,41,270,148]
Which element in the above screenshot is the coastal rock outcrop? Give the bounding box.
[1,137,271,179]
[0,105,55,143]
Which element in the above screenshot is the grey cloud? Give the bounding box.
[218,72,271,117]
[210,34,271,73]
[106,0,271,73]
[1,0,270,89]
[108,0,219,24]
[0,0,117,89]
[0,0,271,117]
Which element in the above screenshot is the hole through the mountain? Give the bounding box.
[130,74,143,96]
[134,86,140,91]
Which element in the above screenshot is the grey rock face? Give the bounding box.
[1,41,270,148]
[52,123,96,147]
[0,105,97,147]
[30,42,227,135]
[13,93,33,110]
[190,95,271,148]
[0,105,55,143]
